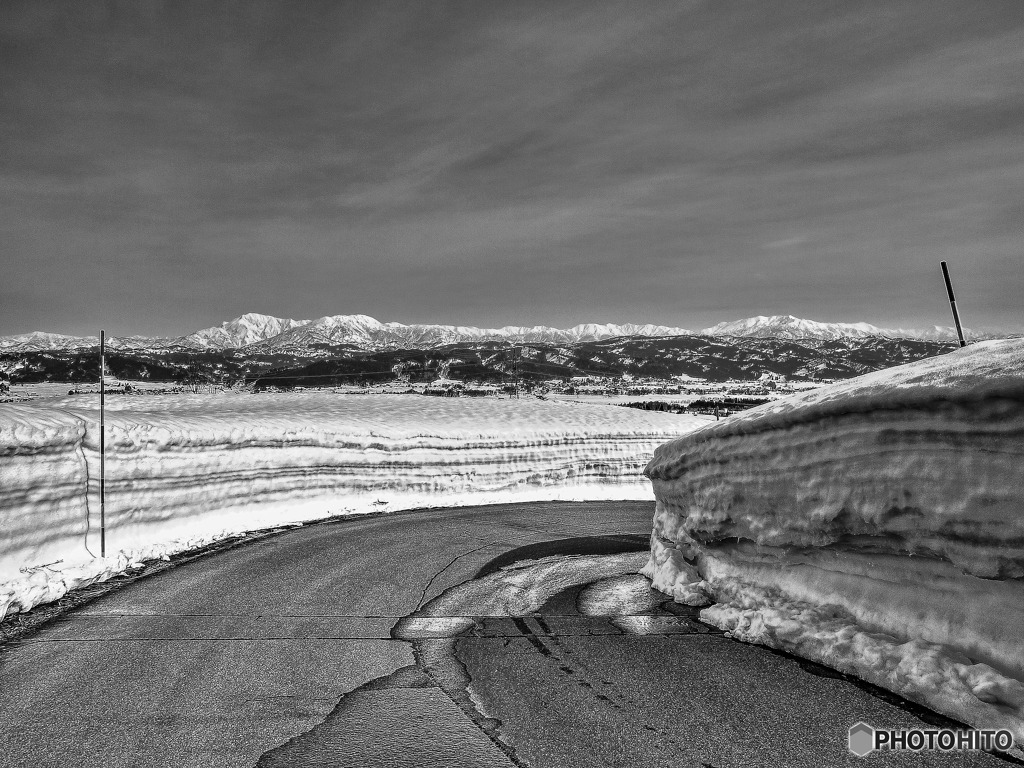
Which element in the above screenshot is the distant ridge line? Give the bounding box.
[0,312,1008,354]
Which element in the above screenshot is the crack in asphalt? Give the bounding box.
[246,696,341,703]
[414,637,529,768]
[9,626,723,645]
[0,508,403,650]
[67,613,407,618]
[58,618,647,622]
[414,539,501,611]
[253,537,649,768]
[9,637,404,643]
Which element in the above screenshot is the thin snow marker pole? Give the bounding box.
[100,329,106,558]
[940,261,967,348]
[514,345,521,399]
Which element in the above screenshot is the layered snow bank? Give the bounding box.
[1,393,702,620]
[642,339,1024,742]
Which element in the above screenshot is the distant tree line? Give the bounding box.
[621,398,772,415]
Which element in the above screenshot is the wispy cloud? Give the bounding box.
[2,0,1023,335]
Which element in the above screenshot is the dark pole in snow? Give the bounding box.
[511,346,520,399]
[516,346,522,399]
[99,330,106,558]
[940,261,967,348]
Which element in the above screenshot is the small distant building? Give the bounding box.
[424,378,464,397]
[464,383,499,397]
[758,372,786,390]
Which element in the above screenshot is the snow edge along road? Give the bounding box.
[642,339,1024,747]
[0,395,703,621]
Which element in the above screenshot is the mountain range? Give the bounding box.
[0,313,997,354]
[700,315,967,342]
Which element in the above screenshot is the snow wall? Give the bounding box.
[0,393,701,620]
[642,338,1024,742]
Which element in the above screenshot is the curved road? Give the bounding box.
[0,502,1008,768]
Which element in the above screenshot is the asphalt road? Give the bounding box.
[0,502,1011,768]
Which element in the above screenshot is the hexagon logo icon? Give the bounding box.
[848,722,875,757]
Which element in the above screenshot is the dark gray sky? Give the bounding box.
[2,0,1023,337]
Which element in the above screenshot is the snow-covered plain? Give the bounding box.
[642,339,1024,743]
[0,393,702,621]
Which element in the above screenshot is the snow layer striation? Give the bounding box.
[0,393,701,620]
[642,339,1024,742]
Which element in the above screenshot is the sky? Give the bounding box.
[2,0,1023,338]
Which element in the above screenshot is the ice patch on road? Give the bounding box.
[395,552,648,640]
[577,574,665,617]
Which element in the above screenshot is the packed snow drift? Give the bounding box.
[0,393,703,621]
[642,339,1024,743]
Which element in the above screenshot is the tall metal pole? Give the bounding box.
[940,261,967,348]
[99,330,106,558]
[513,346,521,399]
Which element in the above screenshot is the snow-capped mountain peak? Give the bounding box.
[701,315,888,340]
[0,331,98,352]
[173,313,313,349]
[233,315,697,353]
[699,315,962,342]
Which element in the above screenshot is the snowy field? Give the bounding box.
[642,339,1024,744]
[0,393,703,620]
[1,380,192,402]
